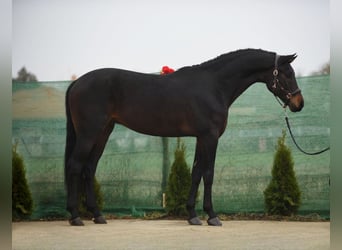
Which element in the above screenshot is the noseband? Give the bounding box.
[271,54,301,106]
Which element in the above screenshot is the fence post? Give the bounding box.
[161,137,170,201]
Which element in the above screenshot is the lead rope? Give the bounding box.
[283,108,330,155]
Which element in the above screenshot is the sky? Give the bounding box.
[12,0,329,81]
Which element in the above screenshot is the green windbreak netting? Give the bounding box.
[12,76,330,219]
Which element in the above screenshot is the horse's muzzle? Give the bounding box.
[288,93,304,112]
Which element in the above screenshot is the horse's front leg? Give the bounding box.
[187,133,221,226]
[201,135,222,226]
[203,167,222,226]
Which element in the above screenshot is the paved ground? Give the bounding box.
[12,219,329,250]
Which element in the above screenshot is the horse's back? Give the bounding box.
[68,68,157,105]
[72,68,155,88]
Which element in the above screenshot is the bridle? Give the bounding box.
[271,54,301,108]
[271,54,330,155]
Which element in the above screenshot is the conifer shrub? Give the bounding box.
[264,130,301,216]
[165,139,192,216]
[79,176,104,218]
[12,144,33,220]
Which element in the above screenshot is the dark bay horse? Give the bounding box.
[65,49,304,226]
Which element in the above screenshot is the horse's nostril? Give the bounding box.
[297,97,304,110]
[295,94,304,110]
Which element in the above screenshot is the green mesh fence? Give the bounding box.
[12,76,330,219]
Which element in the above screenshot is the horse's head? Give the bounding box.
[266,54,304,112]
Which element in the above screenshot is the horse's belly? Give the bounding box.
[113,109,196,137]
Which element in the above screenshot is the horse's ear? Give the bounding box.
[289,53,297,63]
[279,54,297,64]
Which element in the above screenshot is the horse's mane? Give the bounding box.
[177,49,274,72]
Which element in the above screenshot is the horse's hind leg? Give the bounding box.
[187,143,203,225]
[83,120,115,224]
[66,137,96,226]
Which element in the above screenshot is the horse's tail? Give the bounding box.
[64,81,76,186]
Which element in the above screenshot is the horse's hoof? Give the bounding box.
[69,217,84,226]
[93,215,107,224]
[207,217,222,226]
[188,217,203,225]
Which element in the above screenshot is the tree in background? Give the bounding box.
[264,130,301,216]
[12,143,33,220]
[165,138,193,216]
[161,137,170,197]
[311,62,330,76]
[13,67,38,82]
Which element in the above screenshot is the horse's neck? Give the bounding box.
[217,54,274,105]
[225,75,260,106]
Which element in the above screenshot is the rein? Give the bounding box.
[284,109,330,155]
[272,54,330,155]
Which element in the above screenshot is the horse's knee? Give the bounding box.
[191,177,201,187]
[66,162,83,179]
[83,164,96,179]
[202,170,214,185]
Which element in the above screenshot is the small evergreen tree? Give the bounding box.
[13,67,38,82]
[12,144,33,220]
[79,177,104,218]
[264,130,301,216]
[165,139,192,216]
